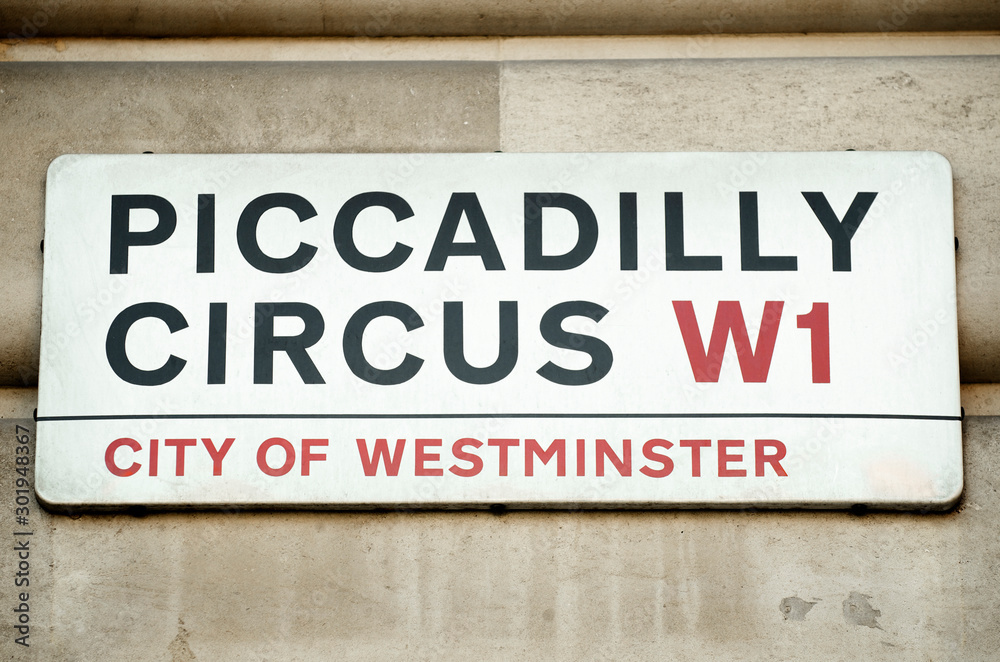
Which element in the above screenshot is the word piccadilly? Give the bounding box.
[106,188,858,387]
[36,153,962,509]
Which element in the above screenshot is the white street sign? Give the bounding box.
[37,152,961,509]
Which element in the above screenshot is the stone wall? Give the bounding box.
[1,9,998,659]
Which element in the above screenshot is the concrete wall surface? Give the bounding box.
[2,0,1000,38]
[2,32,999,661]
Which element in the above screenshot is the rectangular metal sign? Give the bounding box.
[37,152,961,509]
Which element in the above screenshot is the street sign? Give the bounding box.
[37,152,961,509]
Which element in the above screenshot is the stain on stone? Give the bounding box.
[877,71,918,90]
[843,592,883,630]
[168,617,197,661]
[779,597,817,621]
[542,608,555,622]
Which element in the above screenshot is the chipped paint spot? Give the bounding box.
[843,592,882,629]
[779,596,817,621]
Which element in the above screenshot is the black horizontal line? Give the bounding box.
[36,413,962,422]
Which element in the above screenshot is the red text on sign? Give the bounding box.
[673,301,831,383]
[355,437,787,479]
